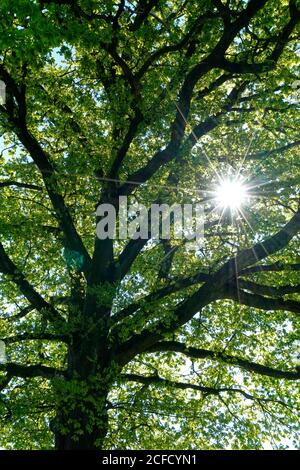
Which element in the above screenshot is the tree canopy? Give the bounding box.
[0,0,299,450]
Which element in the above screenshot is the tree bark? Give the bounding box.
[54,395,109,450]
[53,335,111,450]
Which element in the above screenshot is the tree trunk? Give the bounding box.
[54,396,109,450]
[53,337,111,450]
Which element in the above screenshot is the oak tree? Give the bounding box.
[0,0,300,449]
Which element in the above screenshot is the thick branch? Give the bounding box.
[0,180,42,191]
[208,208,300,292]
[0,241,64,324]
[130,0,159,31]
[240,262,300,275]
[146,341,300,380]
[121,372,225,395]
[120,374,291,407]
[2,333,69,344]
[224,286,300,316]
[0,362,64,381]
[238,280,300,297]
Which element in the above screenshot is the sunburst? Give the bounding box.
[214,177,248,211]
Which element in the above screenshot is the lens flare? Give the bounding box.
[215,179,247,210]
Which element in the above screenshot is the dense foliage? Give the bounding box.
[0,0,299,449]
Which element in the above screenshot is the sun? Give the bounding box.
[215,178,247,210]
